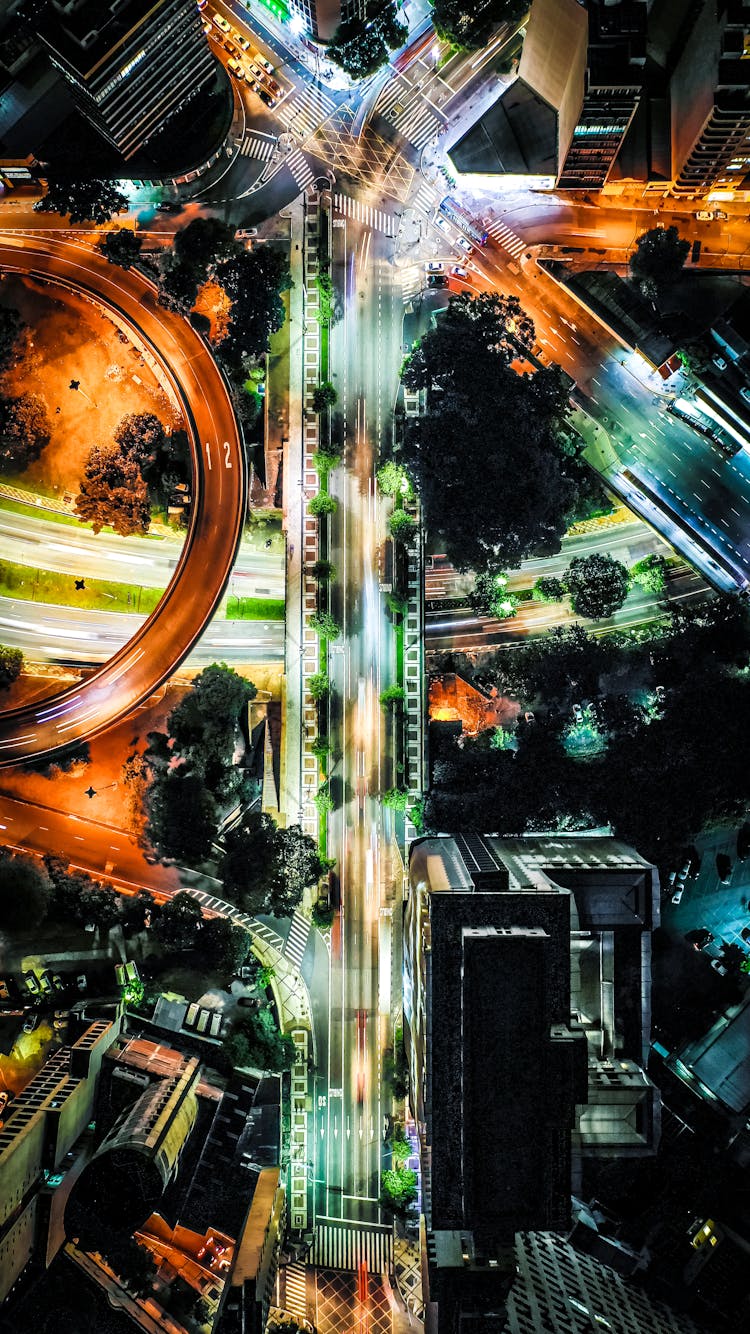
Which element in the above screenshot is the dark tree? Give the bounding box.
[216,247,291,364]
[102,1238,157,1298]
[80,886,121,930]
[174,216,238,276]
[312,381,338,412]
[221,811,280,912]
[114,412,189,497]
[389,510,417,546]
[401,292,574,571]
[328,2,407,78]
[158,260,201,314]
[166,662,255,792]
[630,225,690,299]
[121,889,156,934]
[0,849,51,929]
[201,916,249,974]
[533,575,566,603]
[311,558,336,582]
[0,392,52,474]
[101,228,142,269]
[469,571,517,619]
[145,772,218,862]
[34,175,128,225]
[75,443,150,536]
[564,553,630,620]
[223,1006,295,1071]
[0,306,26,373]
[432,0,524,48]
[0,644,22,690]
[152,890,204,951]
[274,824,327,915]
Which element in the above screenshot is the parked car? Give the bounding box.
[716,852,732,882]
[23,970,40,995]
[0,979,9,1001]
[712,354,728,370]
[456,235,473,253]
[76,974,87,992]
[672,885,684,905]
[257,54,275,74]
[227,57,245,79]
[451,265,468,278]
[740,386,750,405]
[696,210,713,220]
[213,12,231,32]
[685,928,714,950]
[233,30,251,50]
[713,209,728,220]
[710,958,728,976]
[428,274,449,288]
[425,261,443,273]
[258,89,275,106]
[0,1090,10,1114]
[23,1012,40,1033]
[157,200,180,212]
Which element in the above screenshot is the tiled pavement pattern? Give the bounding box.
[315,1268,394,1334]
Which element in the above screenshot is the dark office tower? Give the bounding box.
[289,0,365,43]
[558,0,647,189]
[669,0,750,197]
[38,0,215,160]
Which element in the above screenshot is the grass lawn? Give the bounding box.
[0,558,163,615]
[225,595,285,621]
[0,495,168,540]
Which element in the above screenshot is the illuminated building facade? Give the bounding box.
[670,0,750,197]
[38,0,215,159]
[288,0,365,43]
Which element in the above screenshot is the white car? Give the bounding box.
[740,386,750,405]
[227,57,245,79]
[712,354,728,370]
[425,261,443,273]
[696,210,713,221]
[213,12,231,32]
[451,265,468,278]
[456,235,473,253]
[257,54,275,74]
[672,885,684,905]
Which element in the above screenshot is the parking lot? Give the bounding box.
[662,824,750,960]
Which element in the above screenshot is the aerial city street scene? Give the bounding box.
[2,0,750,1331]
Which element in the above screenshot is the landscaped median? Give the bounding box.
[0,558,284,621]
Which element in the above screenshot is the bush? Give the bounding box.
[309,672,330,702]
[533,575,566,603]
[308,491,338,517]
[309,610,341,640]
[380,684,406,708]
[389,509,417,545]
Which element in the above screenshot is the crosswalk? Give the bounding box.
[401,263,423,303]
[413,180,438,216]
[185,888,286,954]
[486,217,526,259]
[376,75,444,150]
[332,192,397,236]
[284,911,312,969]
[283,1262,308,1320]
[238,130,277,160]
[286,148,316,193]
[313,1221,393,1274]
[277,81,336,141]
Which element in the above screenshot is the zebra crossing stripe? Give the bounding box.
[284,1262,307,1318]
[313,1221,393,1274]
[487,220,525,258]
[277,82,336,139]
[284,911,311,968]
[286,149,315,192]
[239,132,276,160]
[393,102,440,150]
[332,193,397,236]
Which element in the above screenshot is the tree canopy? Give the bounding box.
[0,392,52,475]
[564,553,630,619]
[114,412,189,500]
[101,228,142,269]
[0,306,26,373]
[219,813,325,917]
[0,644,22,690]
[34,175,128,225]
[401,292,575,571]
[631,552,667,595]
[75,442,151,535]
[328,2,407,78]
[630,225,689,299]
[0,849,51,929]
[215,247,291,364]
[431,0,525,49]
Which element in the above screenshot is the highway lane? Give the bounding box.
[317,215,402,1228]
[0,235,246,763]
[0,599,283,664]
[0,508,284,596]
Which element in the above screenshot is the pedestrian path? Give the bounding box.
[486,217,526,259]
[286,148,316,193]
[313,1220,393,1274]
[283,1263,308,1321]
[238,130,277,160]
[413,179,438,215]
[284,910,312,969]
[332,192,397,236]
[277,81,336,141]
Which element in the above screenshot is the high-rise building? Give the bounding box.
[288,0,364,44]
[0,1010,121,1303]
[405,833,663,1334]
[449,0,647,191]
[669,0,750,196]
[38,0,215,160]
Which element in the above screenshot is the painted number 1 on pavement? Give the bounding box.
[204,441,233,470]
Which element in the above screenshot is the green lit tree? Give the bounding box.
[432,0,525,49]
[309,672,330,701]
[308,491,338,517]
[311,559,336,583]
[380,684,406,708]
[630,553,668,595]
[389,509,417,545]
[309,610,341,640]
[0,644,22,690]
[469,570,518,620]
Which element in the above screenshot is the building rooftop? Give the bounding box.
[450,80,558,177]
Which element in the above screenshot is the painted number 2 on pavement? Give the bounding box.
[204,441,233,470]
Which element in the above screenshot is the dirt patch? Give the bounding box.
[0,275,182,497]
